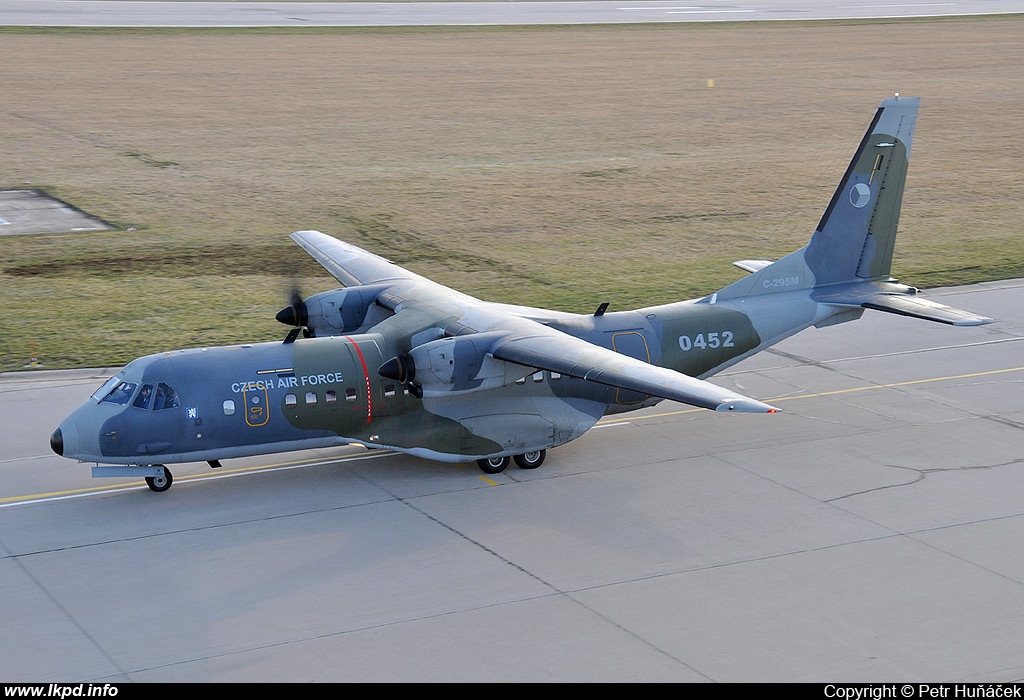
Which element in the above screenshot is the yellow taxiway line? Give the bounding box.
[0,450,395,508]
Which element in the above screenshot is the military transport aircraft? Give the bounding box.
[50,96,990,492]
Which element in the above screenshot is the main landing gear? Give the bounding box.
[476,450,546,475]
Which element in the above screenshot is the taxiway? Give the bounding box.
[3,279,1023,681]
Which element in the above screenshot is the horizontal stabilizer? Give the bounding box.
[733,259,774,274]
[861,294,993,326]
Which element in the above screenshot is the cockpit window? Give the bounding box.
[99,381,138,406]
[153,383,180,410]
[132,384,154,409]
[91,378,177,409]
[90,376,122,402]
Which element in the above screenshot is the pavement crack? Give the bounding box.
[827,459,1024,502]
[983,414,1024,431]
[764,348,848,373]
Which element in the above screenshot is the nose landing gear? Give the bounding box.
[145,466,173,493]
[91,464,175,492]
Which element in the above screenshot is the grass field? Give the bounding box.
[1,17,1022,371]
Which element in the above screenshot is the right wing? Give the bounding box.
[290,229,429,288]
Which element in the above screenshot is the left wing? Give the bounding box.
[491,329,778,413]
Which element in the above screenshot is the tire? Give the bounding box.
[513,450,546,469]
[145,467,173,492]
[476,456,510,474]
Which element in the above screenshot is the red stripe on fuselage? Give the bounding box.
[345,336,373,424]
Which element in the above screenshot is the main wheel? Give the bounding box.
[477,456,510,474]
[145,467,173,492]
[513,450,546,469]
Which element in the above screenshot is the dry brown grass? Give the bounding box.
[2,18,1022,369]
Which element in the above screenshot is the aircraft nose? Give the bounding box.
[50,417,80,459]
[50,427,64,456]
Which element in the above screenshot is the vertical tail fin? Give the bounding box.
[715,96,919,300]
[712,97,990,326]
[804,95,919,285]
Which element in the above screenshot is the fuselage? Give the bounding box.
[50,291,824,467]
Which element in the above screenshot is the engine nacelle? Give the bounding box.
[379,332,526,397]
[276,283,390,336]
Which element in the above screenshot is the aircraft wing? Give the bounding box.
[491,330,778,413]
[290,230,425,287]
[292,229,777,413]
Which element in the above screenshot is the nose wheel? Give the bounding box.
[145,466,173,492]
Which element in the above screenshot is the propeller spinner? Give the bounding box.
[276,291,312,343]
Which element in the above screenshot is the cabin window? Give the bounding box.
[285,394,297,408]
[223,400,235,416]
[153,383,180,410]
[551,373,561,381]
[515,376,527,385]
[100,381,137,406]
[305,391,317,406]
[345,388,358,402]
[325,390,337,405]
[384,384,396,398]
[133,384,154,409]
[533,372,544,383]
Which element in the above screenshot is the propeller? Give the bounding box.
[276,287,313,343]
[276,289,307,327]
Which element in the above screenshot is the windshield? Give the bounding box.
[90,376,121,402]
[91,377,179,410]
[98,381,138,406]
